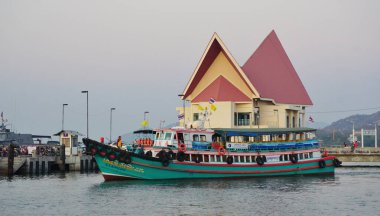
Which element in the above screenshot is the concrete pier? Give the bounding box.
[325,147,380,163]
[1,154,98,175]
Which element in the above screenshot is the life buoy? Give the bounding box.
[145,150,153,157]
[290,154,298,163]
[194,154,202,163]
[211,142,220,149]
[218,147,226,156]
[177,151,185,162]
[178,144,186,152]
[256,156,264,166]
[319,160,326,168]
[226,156,233,165]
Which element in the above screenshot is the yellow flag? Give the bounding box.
[198,104,204,111]
[210,104,217,111]
[140,120,149,127]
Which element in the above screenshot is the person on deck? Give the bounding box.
[117,136,122,149]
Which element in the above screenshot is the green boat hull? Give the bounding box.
[94,154,335,181]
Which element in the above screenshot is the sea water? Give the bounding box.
[1,167,379,216]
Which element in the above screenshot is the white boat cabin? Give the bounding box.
[153,127,214,149]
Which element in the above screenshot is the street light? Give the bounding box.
[144,111,149,130]
[160,120,165,129]
[81,90,89,138]
[178,94,185,127]
[62,104,68,130]
[110,108,116,143]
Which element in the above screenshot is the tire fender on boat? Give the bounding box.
[290,154,298,163]
[99,147,107,157]
[107,152,116,161]
[256,156,264,166]
[162,159,170,167]
[226,156,233,165]
[333,158,342,167]
[177,151,185,162]
[168,150,175,160]
[319,160,326,168]
[145,150,153,157]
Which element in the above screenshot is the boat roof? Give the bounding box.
[213,127,316,136]
[154,127,214,134]
[133,129,156,134]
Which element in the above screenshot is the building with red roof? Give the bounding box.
[178,31,312,129]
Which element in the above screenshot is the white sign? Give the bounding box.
[363,130,376,136]
[226,143,249,150]
[266,155,280,162]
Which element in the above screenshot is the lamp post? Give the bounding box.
[81,91,89,138]
[178,94,185,127]
[62,104,68,130]
[160,120,165,129]
[144,111,149,130]
[110,108,116,143]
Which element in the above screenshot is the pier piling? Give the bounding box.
[7,144,15,176]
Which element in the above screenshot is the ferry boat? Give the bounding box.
[83,127,341,181]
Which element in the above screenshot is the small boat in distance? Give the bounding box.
[83,127,341,181]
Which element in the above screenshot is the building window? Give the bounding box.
[193,113,199,121]
[234,112,251,126]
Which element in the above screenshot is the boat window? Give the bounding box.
[279,155,283,161]
[185,154,190,161]
[284,154,289,161]
[245,156,250,163]
[200,135,206,142]
[193,134,199,141]
[309,152,313,158]
[210,155,215,162]
[164,132,172,140]
[184,133,190,142]
[177,133,184,144]
[240,156,245,163]
[304,153,309,159]
[216,155,221,162]
[251,156,256,162]
[234,156,239,163]
[299,153,304,160]
[222,155,227,162]
[204,155,209,162]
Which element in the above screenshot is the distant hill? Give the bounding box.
[317,111,380,147]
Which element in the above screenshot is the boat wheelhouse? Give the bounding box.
[83,127,340,181]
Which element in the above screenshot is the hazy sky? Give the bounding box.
[1,0,379,140]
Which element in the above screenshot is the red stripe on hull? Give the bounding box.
[102,173,139,181]
[132,161,334,175]
[173,156,336,167]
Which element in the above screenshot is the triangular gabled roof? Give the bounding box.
[192,76,251,102]
[182,33,259,99]
[242,30,313,105]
